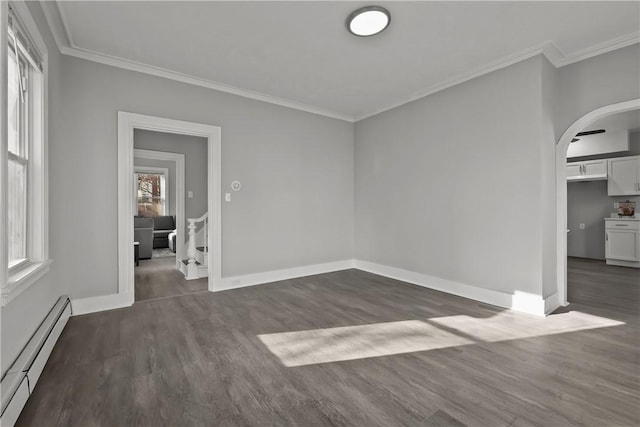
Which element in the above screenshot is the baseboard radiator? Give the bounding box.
[0,296,71,426]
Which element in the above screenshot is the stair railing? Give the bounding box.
[186,212,208,277]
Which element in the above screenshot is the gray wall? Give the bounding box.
[355,57,546,295]
[2,3,638,377]
[355,46,639,301]
[134,130,209,222]
[55,55,354,299]
[568,132,640,259]
[1,2,65,376]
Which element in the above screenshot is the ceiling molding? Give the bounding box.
[61,45,356,122]
[553,31,640,67]
[355,41,562,121]
[41,1,355,123]
[354,34,640,121]
[39,1,70,52]
[41,1,640,124]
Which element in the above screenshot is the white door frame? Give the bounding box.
[118,112,222,303]
[555,99,640,305]
[134,150,184,261]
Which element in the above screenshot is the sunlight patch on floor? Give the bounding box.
[258,311,624,367]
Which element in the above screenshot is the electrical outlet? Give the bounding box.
[579,223,585,230]
[188,191,193,198]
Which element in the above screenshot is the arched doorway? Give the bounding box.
[555,99,640,306]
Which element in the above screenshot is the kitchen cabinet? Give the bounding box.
[567,159,607,182]
[605,219,640,268]
[607,155,640,196]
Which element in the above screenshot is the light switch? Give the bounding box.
[225,193,231,202]
[188,191,194,198]
[579,223,585,230]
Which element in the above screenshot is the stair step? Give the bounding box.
[181,259,201,266]
[196,247,208,252]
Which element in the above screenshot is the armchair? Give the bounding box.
[134,217,153,260]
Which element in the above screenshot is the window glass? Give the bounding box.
[8,47,21,156]
[7,34,31,268]
[8,159,27,267]
[137,173,166,216]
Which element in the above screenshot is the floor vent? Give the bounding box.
[0,296,71,426]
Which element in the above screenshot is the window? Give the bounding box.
[135,168,169,216]
[8,28,28,268]
[2,2,49,305]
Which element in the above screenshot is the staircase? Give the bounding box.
[179,212,209,280]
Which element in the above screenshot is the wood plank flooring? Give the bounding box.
[17,258,640,426]
[135,256,208,302]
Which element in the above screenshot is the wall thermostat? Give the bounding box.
[231,181,242,191]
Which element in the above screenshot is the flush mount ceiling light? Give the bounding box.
[347,6,391,37]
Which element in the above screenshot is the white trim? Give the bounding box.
[554,31,640,67]
[555,100,640,307]
[134,148,185,261]
[42,0,352,123]
[38,1,69,50]
[118,112,222,297]
[214,260,355,293]
[355,36,640,121]
[1,1,51,305]
[2,260,51,305]
[71,292,132,316]
[1,2,8,292]
[356,41,560,121]
[544,292,561,315]
[354,260,548,316]
[39,2,639,123]
[65,46,354,122]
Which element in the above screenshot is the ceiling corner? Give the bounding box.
[40,0,71,53]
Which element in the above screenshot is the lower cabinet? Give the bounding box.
[605,219,640,268]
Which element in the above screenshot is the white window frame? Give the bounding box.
[1,1,50,306]
[134,166,170,216]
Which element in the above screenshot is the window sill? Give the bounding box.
[2,259,52,306]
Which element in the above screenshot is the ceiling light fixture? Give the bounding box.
[347,6,391,37]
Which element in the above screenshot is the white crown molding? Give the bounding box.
[354,34,640,121]
[41,1,640,124]
[41,0,354,122]
[63,45,355,122]
[554,31,640,67]
[39,1,70,50]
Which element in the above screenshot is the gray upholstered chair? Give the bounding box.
[152,215,176,248]
[134,217,154,260]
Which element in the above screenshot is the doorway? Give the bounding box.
[117,112,222,306]
[555,99,640,306]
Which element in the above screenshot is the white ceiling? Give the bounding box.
[49,1,640,121]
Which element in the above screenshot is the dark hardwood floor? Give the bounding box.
[135,256,208,302]
[17,258,639,426]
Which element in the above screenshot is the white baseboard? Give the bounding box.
[543,292,562,315]
[214,260,355,292]
[69,260,553,317]
[354,260,548,316]
[71,292,133,315]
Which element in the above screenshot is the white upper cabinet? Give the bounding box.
[566,163,583,180]
[607,155,640,196]
[567,159,607,182]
